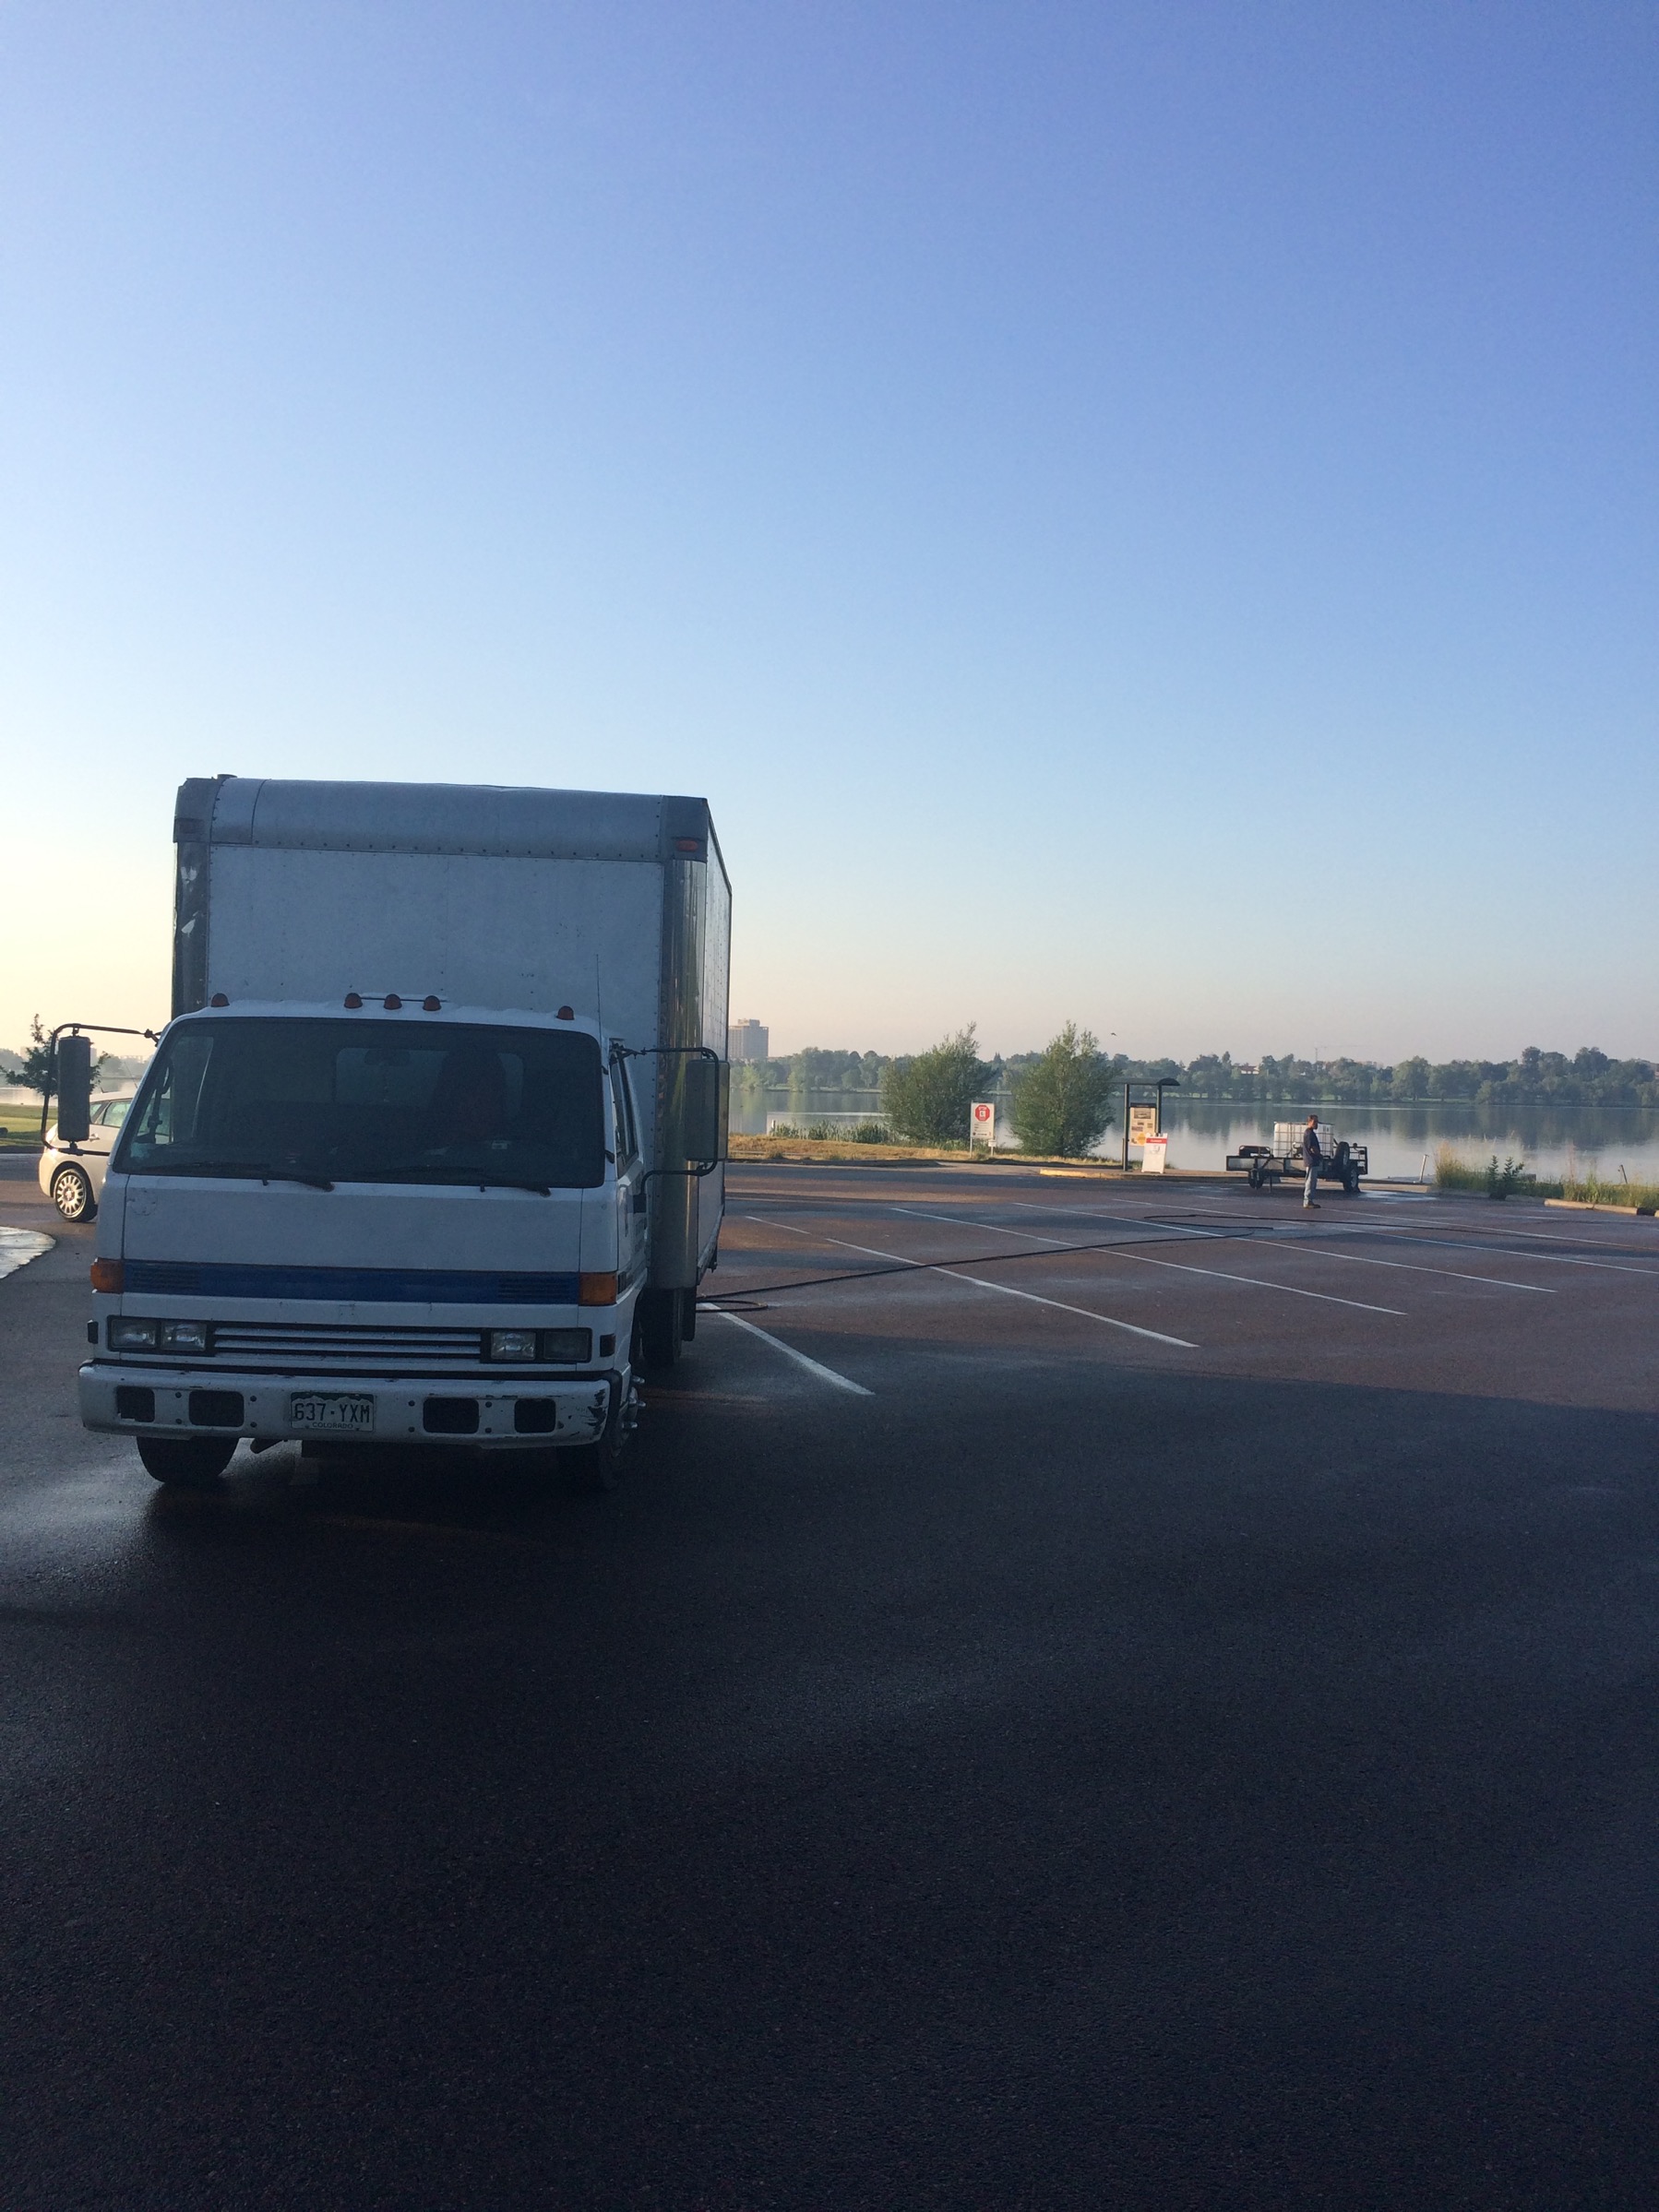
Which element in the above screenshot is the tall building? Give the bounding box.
[728,1018,770,1064]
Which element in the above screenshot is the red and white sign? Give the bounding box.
[1142,1134,1169,1173]
[970,1101,996,1146]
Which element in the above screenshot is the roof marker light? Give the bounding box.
[556,1005,575,1020]
[384,993,402,1010]
[343,992,363,1008]
[423,995,442,1012]
[209,993,229,1006]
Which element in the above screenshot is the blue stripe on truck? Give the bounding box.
[123,1261,582,1304]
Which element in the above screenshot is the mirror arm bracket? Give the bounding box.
[37,1022,161,1144]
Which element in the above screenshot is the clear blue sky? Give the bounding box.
[2,3,1653,1063]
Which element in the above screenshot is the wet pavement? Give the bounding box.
[5,1152,1659,2207]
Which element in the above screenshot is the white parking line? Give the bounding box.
[709,1310,874,1396]
[997,1198,1558,1295]
[935,1267,1198,1347]
[1285,1246,1554,1293]
[1114,1250,1404,1314]
[892,1207,1071,1243]
[746,1216,1198,1350]
[1339,1227,1659,1279]
[891,1205,1403,1315]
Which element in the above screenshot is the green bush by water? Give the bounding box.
[1434,1145,1659,1208]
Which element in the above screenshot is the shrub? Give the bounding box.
[1010,1023,1116,1158]
[1485,1155,1531,1199]
[882,1026,995,1147]
[850,1119,889,1143]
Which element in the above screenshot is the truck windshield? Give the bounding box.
[113,1018,606,1191]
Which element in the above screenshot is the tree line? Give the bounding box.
[730,1036,1659,1151]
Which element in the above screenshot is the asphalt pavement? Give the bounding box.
[5,1152,1659,2208]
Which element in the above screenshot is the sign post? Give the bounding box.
[969,1100,996,1150]
[1128,1103,1159,1149]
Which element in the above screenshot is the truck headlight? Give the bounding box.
[537,1329,592,1364]
[108,1317,159,1350]
[159,1321,211,1353]
[486,1329,539,1362]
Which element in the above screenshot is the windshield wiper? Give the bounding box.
[340,1165,554,1195]
[147,1160,337,1192]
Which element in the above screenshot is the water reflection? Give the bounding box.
[732,1089,1659,1180]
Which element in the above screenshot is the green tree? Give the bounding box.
[1010,1022,1117,1157]
[882,1025,994,1146]
[15,1016,55,1100]
[8,1017,113,1100]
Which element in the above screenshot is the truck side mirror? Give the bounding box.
[681,1054,725,1167]
[56,1034,93,1144]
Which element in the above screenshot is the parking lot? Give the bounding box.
[5,1153,1659,2207]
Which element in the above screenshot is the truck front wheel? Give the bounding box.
[637,1288,683,1372]
[137,1434,237,1486]
[566,1378,637,1494]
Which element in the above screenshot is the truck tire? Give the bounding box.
[637,1288,682,1372]
[137,1434,237,1486]
[1344,1163,1361,1195]
[51,1163,96,1222]
[565,1378,636,1494]
[680,1287,697,1342]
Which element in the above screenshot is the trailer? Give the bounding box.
[78,776,730,1489]
[1225,1121,1367,1195]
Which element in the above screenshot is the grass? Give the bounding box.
[727,1131,1175,1170]
[1433,1143,1659,1211]
[730,1131,973,1164]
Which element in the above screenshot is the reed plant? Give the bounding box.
[1560,1167,1659,1212]
[1433,1146,1564,1199]
[1430,1145,1659,1208]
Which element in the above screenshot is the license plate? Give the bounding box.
[289,1393,376,1433]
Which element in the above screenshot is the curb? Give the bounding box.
[1544,1196,1656,1218]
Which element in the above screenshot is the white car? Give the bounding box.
[39,1089,137,1222]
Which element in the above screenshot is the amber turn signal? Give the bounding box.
[578,1272,618,1307]
[90,1258,125,1294]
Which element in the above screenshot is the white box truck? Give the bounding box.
[78,777,730,1487]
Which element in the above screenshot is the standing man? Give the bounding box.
[1302,1113,1322,1209]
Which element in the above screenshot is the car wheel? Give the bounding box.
[137,1434,237,1486]
[51,1163,96,1222]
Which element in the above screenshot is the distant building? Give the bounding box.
[728,1018,770,1064]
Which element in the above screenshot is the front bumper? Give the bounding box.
[78,1362,616,1449]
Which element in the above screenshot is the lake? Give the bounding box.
[735,1089,1659,1182]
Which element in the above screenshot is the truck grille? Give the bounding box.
[208,1322,488,1374]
